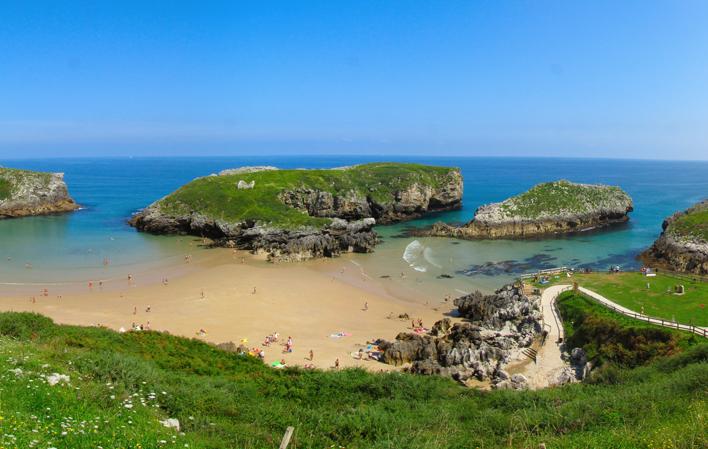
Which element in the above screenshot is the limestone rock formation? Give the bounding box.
[0,167,79,218]
[130,163,462,261]
[427,180,633,239]
[379,284,542,384]
[640,199,708,274]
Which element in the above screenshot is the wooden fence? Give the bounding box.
[576,288,707,339]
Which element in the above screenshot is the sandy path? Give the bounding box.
[0,250,452,371]
[518,285,572,389]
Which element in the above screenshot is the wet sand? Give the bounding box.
[0,249,454,371]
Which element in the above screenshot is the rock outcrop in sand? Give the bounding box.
[379,284,542,387]
[427,180,633,239]
[0,167,79,218]
[130,163,462,261]
[640,199,708,274]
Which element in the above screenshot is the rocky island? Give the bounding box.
[427,179,633,239]
[0,167,79,218]
[641,199,708,274]
[130,162,462,260]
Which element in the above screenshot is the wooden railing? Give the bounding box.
[519,266,568,280]
[576,287,707,339]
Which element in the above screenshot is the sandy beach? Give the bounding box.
[0,248,455,371]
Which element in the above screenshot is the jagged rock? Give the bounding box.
[0,168,79,218]
[640,199,708,274]
[426,180,633,239]
[380,284,542,383]
[570,347,587,366]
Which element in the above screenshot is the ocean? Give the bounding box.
[1,156,706,294]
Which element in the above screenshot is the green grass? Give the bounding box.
[157,163,458,229]
[0,178,11,200]
[498,180,630,219]
[533,271,708,326]
[668,201,708,242]
[0,167,53,201]
[0,311,705,448]
[557,290,700,367]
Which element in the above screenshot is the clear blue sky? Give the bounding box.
[1,1,707,159]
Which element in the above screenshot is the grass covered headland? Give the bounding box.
[496,179,632,220]
[668,200,708,243]
[153,162,460,229]
[0,310,705,449]
[0,167,52,201]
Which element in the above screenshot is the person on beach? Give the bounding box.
[334,358,340,369]
[201,290,205,299]
[128,274,133,282]
[133,306,137,315]
[146,305,151,313]
[309,349,314,361]
[363,301,368,311]
[252,286,257,295]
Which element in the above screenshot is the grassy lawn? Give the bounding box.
[0,311,705,448]
[533,271,708,326]
[157,162,458,229]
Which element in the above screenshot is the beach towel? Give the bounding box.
[329,331,352,338]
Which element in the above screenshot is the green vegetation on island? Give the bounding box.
[428,179,633,239]
[497,180,632,220]
[667,200,708,242]
[0,167,53,201]
[0,311,705,449]
[0,167,78,218]
[155,162,459,229]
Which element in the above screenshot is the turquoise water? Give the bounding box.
[1,156,706,292]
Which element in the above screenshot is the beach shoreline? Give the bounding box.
[0,248,456,371]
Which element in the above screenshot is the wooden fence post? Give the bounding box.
[279,426,295,449]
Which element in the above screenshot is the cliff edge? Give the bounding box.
[0,167,79,218]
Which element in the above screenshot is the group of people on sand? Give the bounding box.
[262,331,280,347]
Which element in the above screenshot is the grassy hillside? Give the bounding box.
[498,180,630,219]
[668,200,708,242]
[534,272,708,326]
[0,167,52,201]
[156,163,457,229]
[557,290,700,367]
[0,311,705,449]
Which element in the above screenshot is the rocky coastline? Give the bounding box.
[426,180,633,240]
[640,200,708,274]
[0,168,79,219]
[130,164,463,261]
[379,284,542,388]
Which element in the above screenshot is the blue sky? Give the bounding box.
[0,1,707,159]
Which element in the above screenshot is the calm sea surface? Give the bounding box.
[1,156,706,293]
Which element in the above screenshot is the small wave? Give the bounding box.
[402,240,424,266]
[423,247,442,268]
